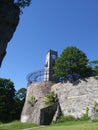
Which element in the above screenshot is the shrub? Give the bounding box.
[94,76,98,81]
[79,114,89,121]
[28,96,36,107]
[79,107,89,121]
[45,92,56,106]
[93,100,97,107]
[55,115,76,123]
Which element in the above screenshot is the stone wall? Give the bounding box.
[51,77,98,118]
[21,77,98,124]
[21,81,55,124]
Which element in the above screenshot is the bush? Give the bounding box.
[79,107,89,121]
[93,100,97,107]
[44,92,56,106]
[28,96,36,107]
[94,76,98,81]
[79,114,89,121]
[56,115,77,123]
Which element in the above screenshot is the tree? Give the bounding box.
[0,0,32,66]
[89,60,98,74]
[0,78,16,122]
[53,46,92,82]
[14,88,27,119]
[0,78,27,122]
[14,0,31,8]
[15,88,26,101]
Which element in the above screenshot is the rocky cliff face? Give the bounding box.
[21,77,98,124]
[0,0,20,66]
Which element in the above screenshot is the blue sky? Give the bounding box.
[0,0,98,90]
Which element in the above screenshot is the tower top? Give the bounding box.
[44,50,58,81]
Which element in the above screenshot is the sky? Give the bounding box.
[0,0,98,90]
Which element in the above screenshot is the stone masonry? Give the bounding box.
[21,77,98,124]
[21,81,55,124]
[51,77,98,118]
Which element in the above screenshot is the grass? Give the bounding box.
[39,123,98,130]
[0,121,38,130]
[0,120,98,130]
[40,121,98,130]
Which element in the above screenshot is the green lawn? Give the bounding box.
[0,121,38,130]
[0,121,98,130]
[40,122,98,130]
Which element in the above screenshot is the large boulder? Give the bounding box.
[0,0,20,66]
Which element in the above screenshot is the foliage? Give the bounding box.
[0,78,16,122]
[96,108,98,115]
[15,88,26,101]
[14,0,31,8]
[94,66,98,73]
[94,76,98,81]
[86,107,89,114]
[55,115,77,123]
[93,100,98,120]
[53,46,92,82]
[93,100,97,107]
[14,88,27,119]
[89,60,98,75]
[45,92,56,106]
[0,78,26,122]
[89,60,98,64]
[28,96,36,106]
[79,107,89,121]
[79,113,89,121]
[54,108,89,123]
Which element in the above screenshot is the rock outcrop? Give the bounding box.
[0,0,20,66]
[21,77,98,124]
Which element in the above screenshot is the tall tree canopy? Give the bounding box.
[89,60,98,75]
[0,78,16,122]
[14,88,27,119]
[53,46,92,82]
[0,78,26,122]
[14,0,31,8]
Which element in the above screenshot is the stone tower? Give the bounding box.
[44,50,58,81]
